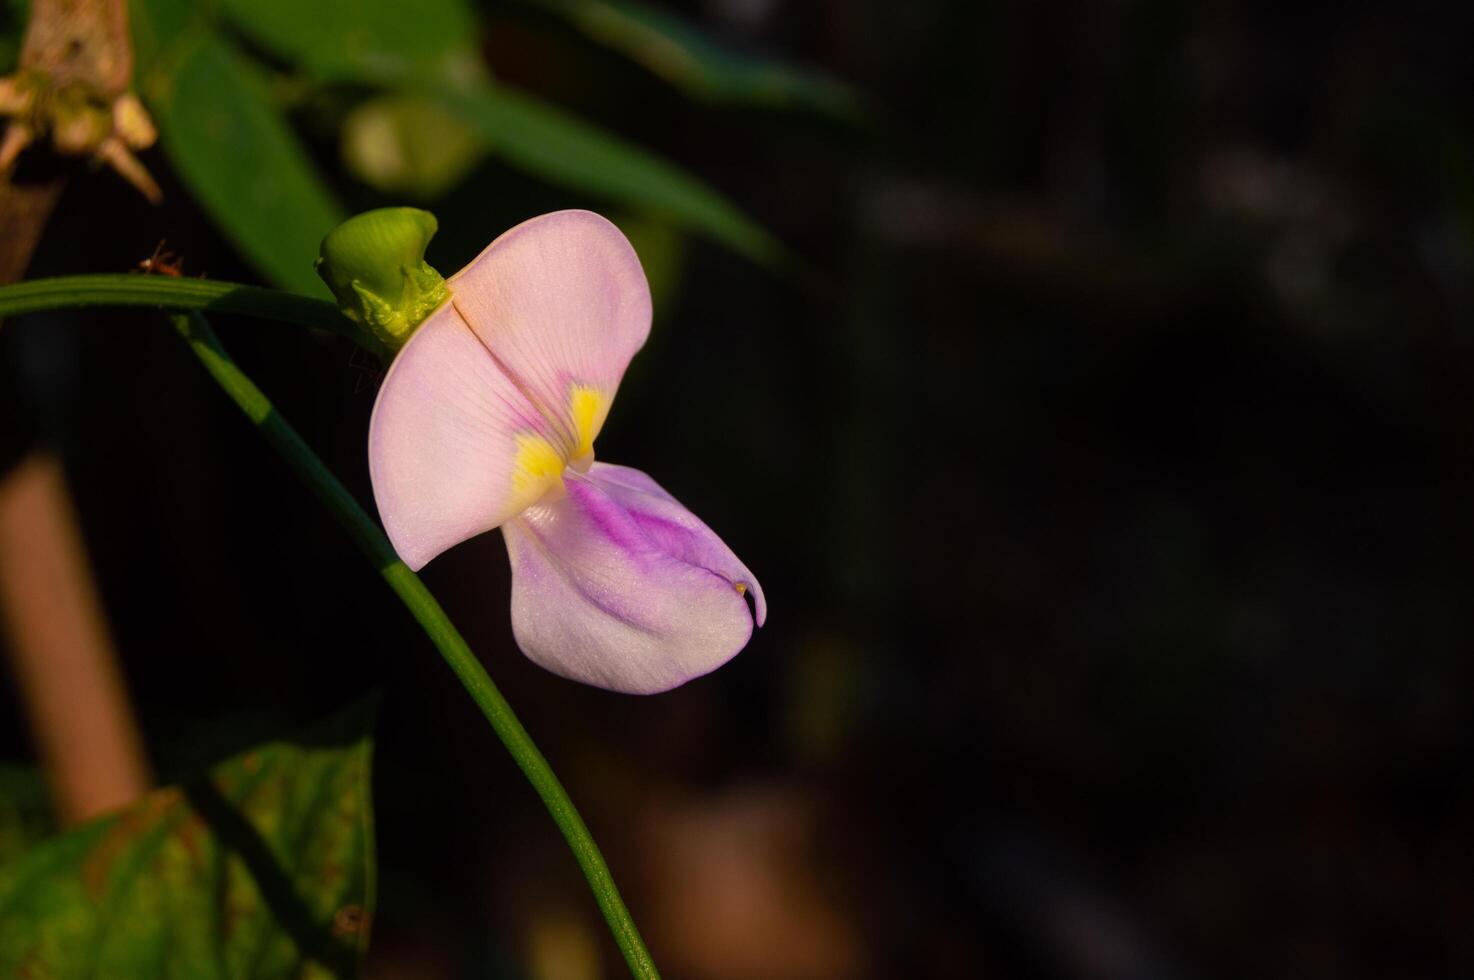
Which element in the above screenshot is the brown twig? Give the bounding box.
[0,454,153,823]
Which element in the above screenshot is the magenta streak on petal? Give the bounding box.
[512,519,667,637]
[626,510,758,608]
[501,463,762,694]
[517,505,642,629]
[520,477,734,628]
[585,462,767,626]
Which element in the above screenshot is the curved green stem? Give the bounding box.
[170,312,660,979]
[0,275,384,356]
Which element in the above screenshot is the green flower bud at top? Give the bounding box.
[315,207,448,350]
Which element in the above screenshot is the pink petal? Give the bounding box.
[368,299,565,571]
[369,210,652,570]
[501,463,764,694]
[445,210,652,457]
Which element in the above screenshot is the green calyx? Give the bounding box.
[315,208,448,350]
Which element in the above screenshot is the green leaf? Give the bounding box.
[434,82,785,266]
[132,0,344,295]
[0,706,376,978]
[217,0,482,86]
[532,0,862,120]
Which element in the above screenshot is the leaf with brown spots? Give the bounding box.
[0,703,376,978]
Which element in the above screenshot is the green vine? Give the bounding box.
[0,275,384,356]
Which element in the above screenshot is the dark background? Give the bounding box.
[5,0,1474,976]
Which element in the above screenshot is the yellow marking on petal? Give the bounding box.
[509,386,606,506]
[512,433,565,502]
[570,385,605,460]
[735,583,748,595]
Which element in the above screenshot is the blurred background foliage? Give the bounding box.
[3,0,1474,977]
[125,0,829,292]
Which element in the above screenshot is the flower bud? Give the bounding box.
[315,207,448,349]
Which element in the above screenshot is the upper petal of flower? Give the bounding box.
[501,463,764,694]
[445,209,652,460]
[368,210,652,570]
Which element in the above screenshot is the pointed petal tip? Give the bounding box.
[738,575,768,628]
[375,500,433,572]
[397,543,431,574]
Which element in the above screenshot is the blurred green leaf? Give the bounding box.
[128,0,779,271]
[342,94,485,199]
[217,0,482,86]
[0,767,53,868]
[130,0,213,84]
[614,212,686,312]
[532,0,861,120]
[0,706,375,978]
[139,31,344,295]
[435,82,785,266]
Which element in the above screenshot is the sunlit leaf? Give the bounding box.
[217,0,482,86]
[137,32,344,295]
[0,706,376,978]
[435,82,785,266]
[531,0,861,120]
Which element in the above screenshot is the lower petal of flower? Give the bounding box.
[501,463,764,694]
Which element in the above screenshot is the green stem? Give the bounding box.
[0,275,384,356]
[171,311,660,979]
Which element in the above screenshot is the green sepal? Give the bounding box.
[314,207,448,349]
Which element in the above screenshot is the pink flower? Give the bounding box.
[368,211,765,693]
